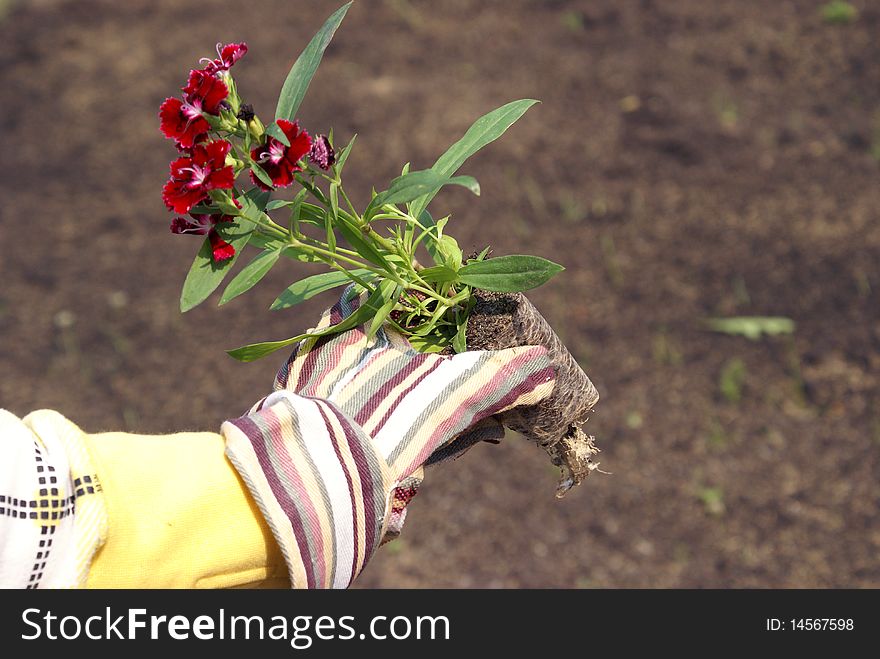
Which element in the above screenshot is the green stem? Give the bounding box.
[337,184,359,218]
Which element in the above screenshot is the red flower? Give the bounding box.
[159,98,210,149]
[309,134,335,170]
[162,140,235,214]
[171,212,236,262]
[202,42,248,75]
[182,69,228,114]
[249,119,311,189]
[159,70,229,148]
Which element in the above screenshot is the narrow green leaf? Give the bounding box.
[334,134,357,173]
[405,333,448,354]
[336,217,390,268]
[248,233,284,251]
[226,336,306,362]
[436,235,463,270]
[414,209,442,264]
[452,314,468,353]
[705,317,796,340]
[214,199,242,215]
[229,279,392,361]
[270,269,372,311]
[367,169,479,215]
[457,254,564,292]
[419,265,459,283]
[409,99,539,220]
[179,217,255,312]
[327,183,339,251]
[250,162,275,189]
[368,296,397,338]
[189,204,218,215]
[266,199,291,211]
[290,188,307,235]
[267,2,353,142]
[219,248,283,305]
[300,201,328,226]
[242,187,272,212]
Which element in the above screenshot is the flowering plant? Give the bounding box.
[161,2,563,361]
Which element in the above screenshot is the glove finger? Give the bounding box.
[361,344,554,481]
[380,468,423,545]
[423,416,506,467]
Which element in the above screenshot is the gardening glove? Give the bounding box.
[0,409,106,588]
[221,288,557,588]
[0,408,291,588]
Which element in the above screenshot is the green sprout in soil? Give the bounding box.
[719,357,747,403]
[697,487,726,517]
[705,316,795,341]
[821,1,858,24]
[159,3,563,361]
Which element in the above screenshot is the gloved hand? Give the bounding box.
[222,288,557,588]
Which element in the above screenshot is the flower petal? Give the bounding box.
[162,179,208,214]
[209,229,236,262]
[183,69,228,115]
[159,97,209,149]
[170,215,209,235]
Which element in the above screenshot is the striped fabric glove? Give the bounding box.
[221,290,556,589]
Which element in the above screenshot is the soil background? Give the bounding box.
[1,0,878,587]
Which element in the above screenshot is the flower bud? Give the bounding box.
[238,104,265,140]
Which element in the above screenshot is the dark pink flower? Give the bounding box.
[162,140,235,214]
[202,42,248,75]
[249,119,312,189]
[159,97,211,149]
[170,212,237,262]
[181,69,229,115]
[309,134,335,170]
[159,70,228,148]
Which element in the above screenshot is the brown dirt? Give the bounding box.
[1,0,878,587]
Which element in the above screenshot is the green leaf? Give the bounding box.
[266,199,291,211]
[408,99,539,221]
[249,162,275,189]
[336,216,391,269]
[226,336,307,362]
[452,314,468,353]
[267,2,353,143]
[300,202,328,226]
[179,217,255,312]
[334,134,357,173]
[189,204,218,215]
[705,317,796,341]
[270,269,372,311]
[229,279,393,361]
[248,233,284,251]
[219,248,283,305]
[457,254,564,292]
[436,235,462,270]
[368,292,398,339]
[419,265,459,283]
[367,169,479,215]
[214,198,242,215]
[242,187,272,212]
[405,333,449,354]
[289,188,307,235]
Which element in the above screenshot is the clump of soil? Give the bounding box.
[467,290,601,496]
